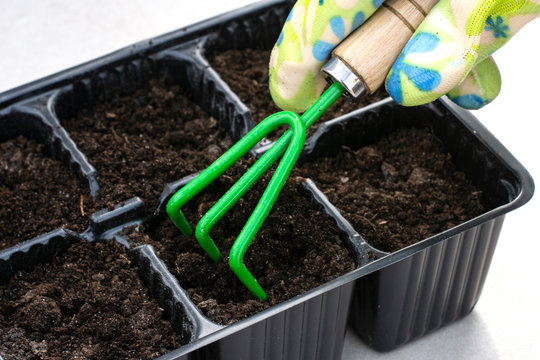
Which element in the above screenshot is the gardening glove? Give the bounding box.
[269,0,540,111]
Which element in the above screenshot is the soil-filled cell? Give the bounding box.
[129,158,356,325]
[0,240,183,359]
[295,127,489,252]
[61,78,232,212]
[0,136,88,249]
[209,48,388,139]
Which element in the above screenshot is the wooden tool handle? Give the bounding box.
[331,0,438,94]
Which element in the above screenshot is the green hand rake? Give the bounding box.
[166,0,437,300]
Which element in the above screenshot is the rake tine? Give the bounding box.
[166,82,344,300]
[166,111,304,258]
[226,114,305,300]
[195,112,301,262]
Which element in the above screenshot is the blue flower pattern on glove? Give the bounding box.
[386,33,442,104]
[448,94,486,109]
[311,0,380,62]
[330,16,345,38]
[484,16,509,38]
[352,11,365,30]
[313,15,348,61]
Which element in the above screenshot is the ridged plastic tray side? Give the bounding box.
[303,98,533,351]
[160,284,353,360]
[350,216,504,351]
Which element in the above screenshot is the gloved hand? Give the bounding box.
[269,0,539,111]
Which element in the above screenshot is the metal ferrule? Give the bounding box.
[322,57,367,99]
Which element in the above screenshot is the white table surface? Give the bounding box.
[1,1,539,359]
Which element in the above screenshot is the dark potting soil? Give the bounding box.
[0,240,182,360]
[209,48,388,138]
[62,77,232,212]
[129,158,355,325]
[295,127,488,253]
[0,136,88,249]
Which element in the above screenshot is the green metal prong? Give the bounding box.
[167,207,193,236]
[166,120,273,236]
[302,82,344,128]
[228,112,305,300]
[166,82,344,300]
[194,82,345,255]
[230,255,268,301]
[167,110,305,260]
[195,112,300,267]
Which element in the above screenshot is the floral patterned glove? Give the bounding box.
[269,0,540,111]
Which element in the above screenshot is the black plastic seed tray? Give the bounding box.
[0,0,534,359]
[297,98,535,351]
